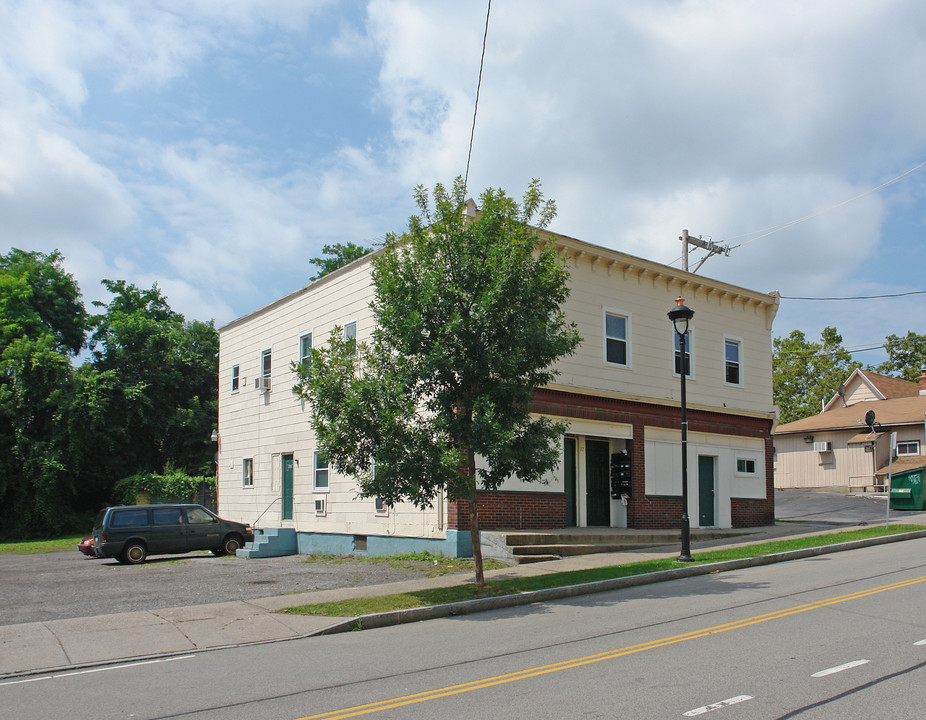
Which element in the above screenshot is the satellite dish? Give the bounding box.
[837,384,847,407]
[865,409,876,432]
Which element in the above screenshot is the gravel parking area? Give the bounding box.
[0,550,470,626]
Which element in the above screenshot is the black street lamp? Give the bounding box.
[668,297,695,563]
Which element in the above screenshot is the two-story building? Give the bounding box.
[217,217,780,557]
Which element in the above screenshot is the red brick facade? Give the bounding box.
[446,387,775,531]
[448,491,566,531]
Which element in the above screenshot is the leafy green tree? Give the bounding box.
[309,242,374,280]
[294,179,582,584]
[0,249,87,354]
[0,249,89,537]
[773,327,859,424]
[88,281,218,482]
[871,331,926,382]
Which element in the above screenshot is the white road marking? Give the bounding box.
[811,659,869,677]
[914,639,926,646]
[683,695,753,716]
[0,655,195,687]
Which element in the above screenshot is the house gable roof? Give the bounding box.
[775,393,926,435]
[822,368,919,411]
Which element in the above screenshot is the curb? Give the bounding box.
[311,528,926,634]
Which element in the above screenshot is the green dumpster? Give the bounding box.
[890,466,926,510]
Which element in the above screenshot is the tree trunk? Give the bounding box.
[466,448,485,586]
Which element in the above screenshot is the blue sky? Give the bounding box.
[2,0,925,365]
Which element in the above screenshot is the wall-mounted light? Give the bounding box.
[803,435,814,444]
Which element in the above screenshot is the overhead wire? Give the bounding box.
[720,159,926,249]
[463,0,491,195]
[779,290,926,301]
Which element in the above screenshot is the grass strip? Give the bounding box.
[281,524,924,618]
[0,535,85,554]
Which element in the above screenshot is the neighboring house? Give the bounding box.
[774,369,926,491]
[216,213,780,557]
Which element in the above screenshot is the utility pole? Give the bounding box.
[680,229,731,273]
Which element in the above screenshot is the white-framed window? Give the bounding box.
[724,336,743,386]
[231,364,240,393]
[259,347,272,392]
[313,451,329,492]
[242,457,254,488]
[735,457,757,476]
[673,329,694,378]
[603,308,631,368]
[343,320,357,346]
[299,331,313,365]
[897,440,920,456]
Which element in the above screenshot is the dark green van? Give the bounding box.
[92,504,254,564]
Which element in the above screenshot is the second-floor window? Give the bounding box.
[242,458,253,487]
[261,349,271,378]
[724,337,742,386]
[344,321,357,347]
[231,364,240,392]
[604,310,630,367]
[299,332,313,365]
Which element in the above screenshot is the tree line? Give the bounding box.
[0,249,218,539]
[773,327,926,424]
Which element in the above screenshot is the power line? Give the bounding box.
[780,290,926,301]
[463,0,491,194]
[775,343,887,359]
[720,159,926,249]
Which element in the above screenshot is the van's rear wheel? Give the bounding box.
[122,541,147,565]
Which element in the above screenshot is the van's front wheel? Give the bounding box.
[213,534,243,557]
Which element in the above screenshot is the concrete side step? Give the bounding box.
[515,554,562,564]
[237,527,298,558]
[512,542,660,557]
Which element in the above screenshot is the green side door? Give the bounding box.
[586,439,611,526]
[698,455,715,527]
[282,453,294,521]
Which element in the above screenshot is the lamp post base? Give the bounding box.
[678,515,694,563]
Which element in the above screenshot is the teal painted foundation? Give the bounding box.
[296,530,472,558]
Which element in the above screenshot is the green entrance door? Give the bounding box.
[282,453,294,520]
[564,438,577,526]
[698,455,715,527]
[586,439,611,526]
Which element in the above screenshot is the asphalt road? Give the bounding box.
[6,536,926,719]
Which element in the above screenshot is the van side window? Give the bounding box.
[152,508,182,525]
[184,507,215,524]
[110,509,148,528]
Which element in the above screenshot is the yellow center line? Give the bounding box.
[295,574,926,720]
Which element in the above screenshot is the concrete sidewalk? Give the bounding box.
[3,513,925,679]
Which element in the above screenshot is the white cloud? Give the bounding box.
[2,0,925,351]
[361,0,926,349]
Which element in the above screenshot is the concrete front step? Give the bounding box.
[502,530,744,546]
[237,527,298,558]
[512,542,661,557]
[481,528,757,564]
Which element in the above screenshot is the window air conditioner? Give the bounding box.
[256,376,271,392]
[315,498,326,516]
[813,441,832,452]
